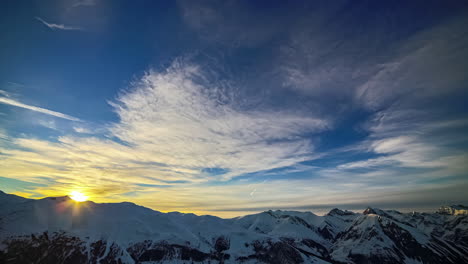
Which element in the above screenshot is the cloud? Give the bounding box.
[277,4,468,111]
[73,126,92,134]
[273,9,468,191]
[110,60,328,179]
[0,89,10,97]
[0,60,329,213]
[0,128,8,141]
[35,17,82,31]
[178,0,283,47]
[72,0,97,8]
[0,96,81,121]
[335,107,468,176]
[37,119,57,130]
[354,16,468,110]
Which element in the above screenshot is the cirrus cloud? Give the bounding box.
[0,60,329,205]
[110,60,329,179]
[35,17,83,31]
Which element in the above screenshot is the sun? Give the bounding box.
[70,191,88,202]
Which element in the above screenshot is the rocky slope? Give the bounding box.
[0,191,467,263]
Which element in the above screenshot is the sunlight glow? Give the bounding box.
[70,191,88,202]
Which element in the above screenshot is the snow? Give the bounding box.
[438,205,468,215]
[1,192,467,264]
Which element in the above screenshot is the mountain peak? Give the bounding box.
[327,208,355,216]
[438,205,468,215]
[362,207,386,215]
[40,196,72,202]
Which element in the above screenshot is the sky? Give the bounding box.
[1,0,468,217]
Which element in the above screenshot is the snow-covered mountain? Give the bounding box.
[1,191,467,264]
[438,205,468,216]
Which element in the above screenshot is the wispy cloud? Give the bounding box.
[331,105,468,191]
[0,90,10,97]
[72,0,97,8]
[276,10,468,189]
[73,126,92,134]
[35,17,82,31]
[110,60,328,179]
[178,0,281,47]
[0,60,329,213]
[36,119,58,130]
[355,16,468,110]
[0,96,80,121]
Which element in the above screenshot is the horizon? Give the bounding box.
[0,189,457,218]
[1,0,468,218]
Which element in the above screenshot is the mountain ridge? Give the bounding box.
[1,191,467,263]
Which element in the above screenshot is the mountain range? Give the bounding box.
[1,190,467,264]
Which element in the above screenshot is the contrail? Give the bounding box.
[0,96,81,121]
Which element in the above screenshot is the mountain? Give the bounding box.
[437,205,468,215]
[0,191,467,264]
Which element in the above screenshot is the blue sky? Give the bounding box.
[0,0,467,217]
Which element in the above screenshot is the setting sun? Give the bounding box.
[70,191,88,202]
